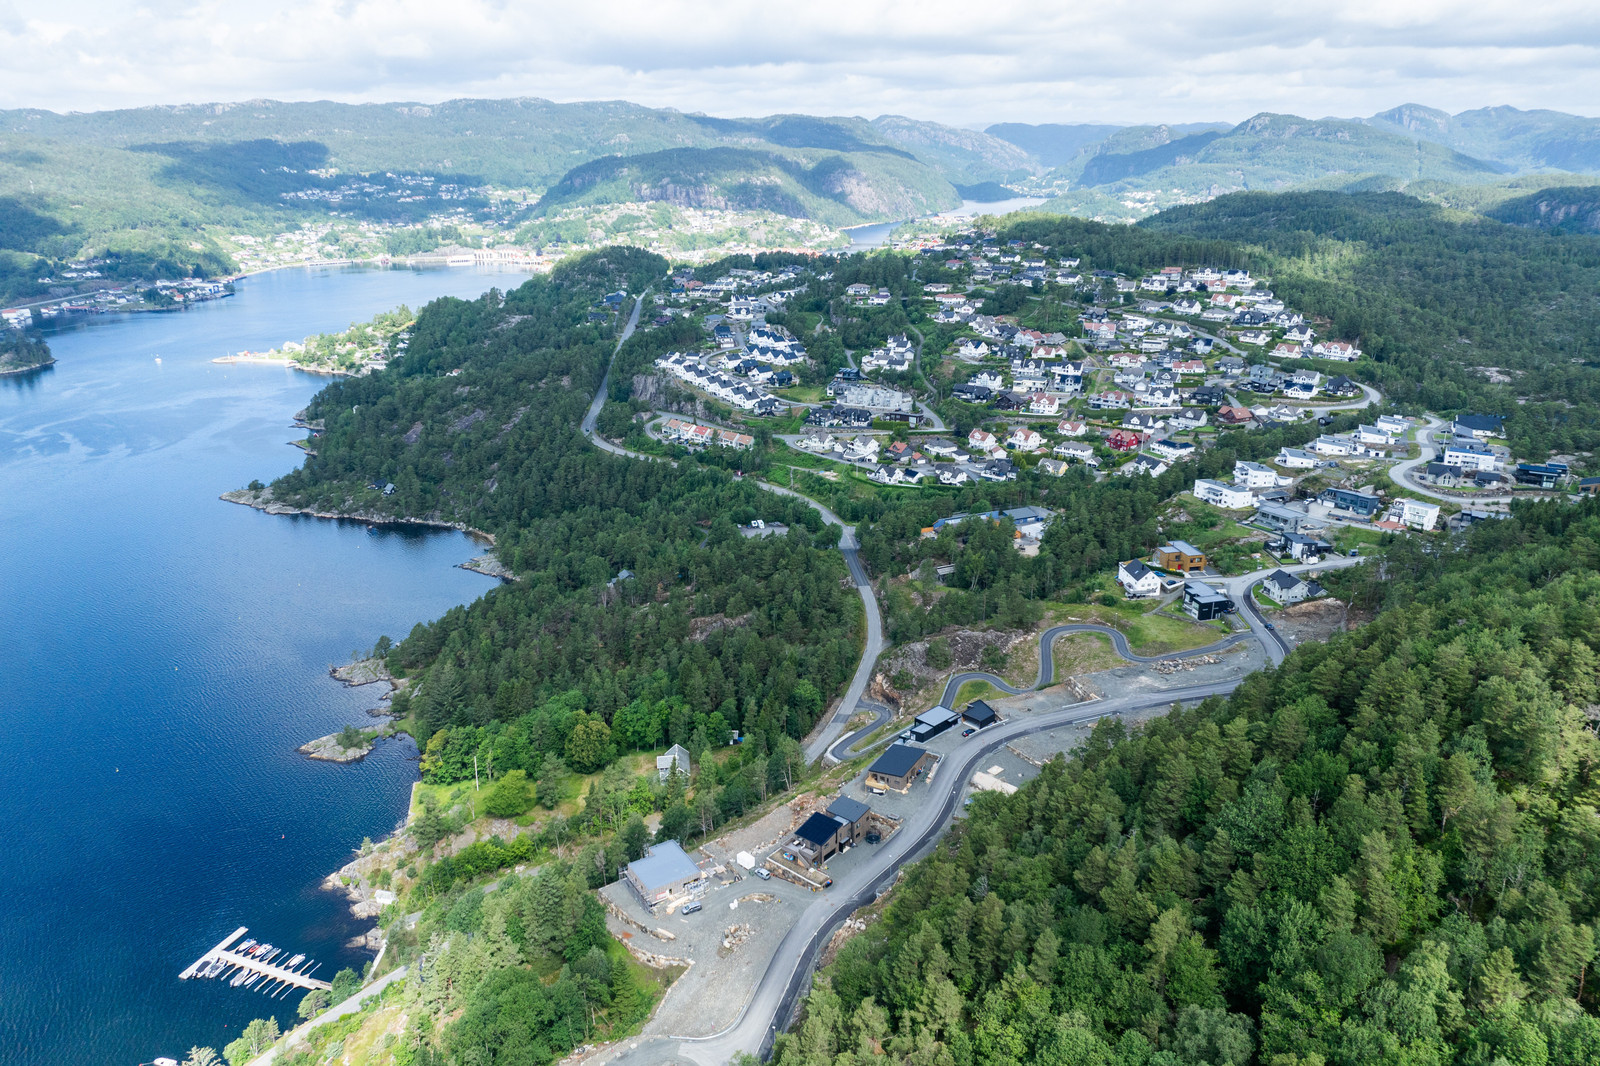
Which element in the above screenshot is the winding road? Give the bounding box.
[580,295,886,768]
[580,294,1372,1066]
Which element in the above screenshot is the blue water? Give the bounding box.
[0,265,532,1065]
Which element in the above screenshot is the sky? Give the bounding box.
[0,0,1596,124]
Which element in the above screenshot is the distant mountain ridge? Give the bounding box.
[1363,103,1600,174]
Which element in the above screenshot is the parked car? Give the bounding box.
[1264,622,1275,630]
[961,728,976,737]
[753,867,771,880]
[681,901,702,914]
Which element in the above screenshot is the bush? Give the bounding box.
[483,769,532,818]
[925,638,952,670]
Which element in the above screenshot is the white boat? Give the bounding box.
[230,971,248,987]
[287,953,305,967]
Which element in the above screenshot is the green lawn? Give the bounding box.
[954,679,1004,706]
[772,384,826,403]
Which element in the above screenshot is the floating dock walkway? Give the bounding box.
[180,927,332,993]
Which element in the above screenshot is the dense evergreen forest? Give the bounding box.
[778,498,1600,1066]
[266,248,859,785]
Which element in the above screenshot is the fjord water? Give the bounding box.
[0,266,529,1065]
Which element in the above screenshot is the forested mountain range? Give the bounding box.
[5,97,1600,313]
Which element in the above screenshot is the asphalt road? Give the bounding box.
[938,623,1254,707]
[576,304,886,767]
[592,679,1244,1066]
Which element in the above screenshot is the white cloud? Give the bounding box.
[0,0,1595,124]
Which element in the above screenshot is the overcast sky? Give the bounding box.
[1,0,1596,125]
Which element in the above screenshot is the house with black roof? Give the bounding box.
[1453,414,1504,439]
[962,701,998,729]
[867,743,937,793]
[910,706,960,743]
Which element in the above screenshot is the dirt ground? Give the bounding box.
[1047,632,1125,678]
[1262,597,1351,645]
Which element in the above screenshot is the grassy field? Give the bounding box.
[954,679,1005,706]
[772,383,826,403]
[1049,632,1124,682]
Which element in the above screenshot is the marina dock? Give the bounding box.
[180,927,332,992]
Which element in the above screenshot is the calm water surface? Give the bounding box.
[0,265,532,1065]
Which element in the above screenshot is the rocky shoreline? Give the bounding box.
[0,354,55,377]
[460,551,516,581]
[297,724,393,762]
[220,486,495,544]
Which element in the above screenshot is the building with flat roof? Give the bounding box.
[1320,487,1382,517]
[911,706,960,743]
[1254,502,1310,534]
[1183,580,1235,622]
[623,841,704,908]
[1156,540,1207,573]
[867,743,937,793]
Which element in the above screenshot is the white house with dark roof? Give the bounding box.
[1117,559,1162,598]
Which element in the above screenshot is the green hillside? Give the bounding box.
[1366,103,1600,174]
[1486,185,1600,234]
[533,145,958,227]
[870,115,1042,185]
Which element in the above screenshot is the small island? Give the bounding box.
[299,722,391,762]
[0,332,54,376]
[214,305,414,376]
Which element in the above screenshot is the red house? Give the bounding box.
[1107,430,1143,451]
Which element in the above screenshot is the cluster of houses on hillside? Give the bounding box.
[654,352,783,415]
[659,418,754,450]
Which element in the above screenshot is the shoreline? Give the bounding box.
[212,354,354,377]
[0,356,56,377]
[220,487,496,546]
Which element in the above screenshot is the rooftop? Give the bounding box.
[793,811,845,848]
[870,743,928,779]
[627,840,701,893]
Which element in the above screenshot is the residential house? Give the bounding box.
[1217,405,1256,426]
[1027,393,1060,416]
[1276,447,1318,469]
[1326,375,1361,398]
[1262,570,1315,605]
[1123,411,1164,434]
[1235,460,1287,488]
[1007,427,1045,452]
[1118,559,1162,598]
[1193,478,1256,509]
[1267,532,1333,563]
[1394,498,1441,531]
[1170,408,1209,432]
[1320,487,1382,517]
[1453,414,1504,439]
[951,383,993,404]
[1053,441,1098,465]
[1191,385,1228,406]
[866,744,937,793]
[656,743,693,782]
[1183,580,1235,621]
[1425,462,1463,488]
[1056,419,1088,437]
[1089,390,1133,410]
[1156,541,1207,573]
[937,466,970,486]
[1254,502,1312,534]
[624,841,705,909]
[969,428,998,452]
[1442,444,1501,472]
[973,370,1006,390]
[1311,435,1353,457]
[1515,462,1568,488]
[1375,414,1410,435]
[1313,340,1361,361]
[1352,424,1394,446]
[1106,430,1143,451]
[1123,455,1170,478]
[1038,458,1071,477]
[1150,438,1196,461]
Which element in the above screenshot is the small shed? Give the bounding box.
[867,743,937,793]
[623,840,703,908]
[962,701,998,729]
